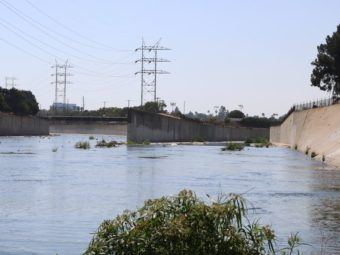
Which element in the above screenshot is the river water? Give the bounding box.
[0,134,339,254]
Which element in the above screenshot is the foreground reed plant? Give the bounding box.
[85,190,302,255]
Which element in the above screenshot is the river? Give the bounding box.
[0,134,339,254]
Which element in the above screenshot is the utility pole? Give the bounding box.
[135,39,170,106]
[82,96,85,111]
[102,101,106,109]
[5,77,17,89]
[127,99,132,108]
[183,101,186,114]
[170,102,176,112]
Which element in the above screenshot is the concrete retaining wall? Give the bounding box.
[270,104,340,167]
[127,110,268,143]
[0,113,49,136]
[49,121,127,135]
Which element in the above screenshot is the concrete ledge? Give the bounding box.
[127,110,268,143]
[0,113,49,136]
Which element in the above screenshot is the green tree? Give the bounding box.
[0,93,9,112]
[228,109,245,119]
[140,101,167,113]
[0,87,39,115]
[311,24,340,96]
[217,105,228,119]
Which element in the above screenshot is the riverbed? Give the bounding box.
[0,134,339,254]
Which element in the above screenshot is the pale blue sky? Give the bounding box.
[0,0,339,115]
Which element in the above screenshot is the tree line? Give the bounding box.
[0,87,39,115]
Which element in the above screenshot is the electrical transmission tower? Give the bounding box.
[51,59,73,111]
[5,77,17,89]
[135,40,170,106]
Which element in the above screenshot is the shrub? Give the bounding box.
[240,116,280,128]
[95,139,119,148]
[89,136,95,140]
[142,140,150,145]
[294,144,298,150]
[127,140,150,146]
[222,142,245,151]
[85,190,279,255]
[322,155,326,162]
[245,137,253,145]
[245,137,270,148]
[253,137,268,144]
[305,147,310,155]
[75,141,90,149]
[311,152,318,158]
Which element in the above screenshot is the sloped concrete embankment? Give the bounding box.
[270,104,340,167]
[128,110,268,143]
[0,113,49,136]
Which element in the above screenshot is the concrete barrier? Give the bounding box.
[45,116,127,135]
[270,103,340,167]
[49,121,127,135]
[127,110,268,143]
[0,113,49,136]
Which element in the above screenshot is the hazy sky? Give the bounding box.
[0,0,339,116]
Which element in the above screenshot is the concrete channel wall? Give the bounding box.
[47,116,127,135]
[0,113,49,136]
[127,110,268,143]
[49,121,127,135]
[270,103,340,167]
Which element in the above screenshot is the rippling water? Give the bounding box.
[0,134,339,254]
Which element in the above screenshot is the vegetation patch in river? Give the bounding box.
[221,142,245,151]
[85,190,303,255]
[95,139,122,148]
[244,137,271,148]
[127,140,151,146]
[75,141,90,149]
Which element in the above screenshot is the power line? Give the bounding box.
[24,0,132,52]
[0,0,130,65]
[0,38,50,64]
[73,71,133,78]
[0,18,134,77]
[135,39,170,105]
[0,20,62,60]
[0,18,131,66]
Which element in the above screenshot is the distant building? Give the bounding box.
[50,102,82,112]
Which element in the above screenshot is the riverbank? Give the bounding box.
[270,104,340,168]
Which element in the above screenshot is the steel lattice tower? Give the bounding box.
[135,40,170,106]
